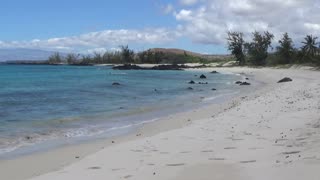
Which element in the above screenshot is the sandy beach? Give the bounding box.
[1,66,319,180]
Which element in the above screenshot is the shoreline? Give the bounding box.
[1,67,319,180]
[0,67,257,180]
[0,67,243,159]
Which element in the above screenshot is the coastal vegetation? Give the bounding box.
[30,31,319,67]
[227,31,320,66]
[44,47,212,65]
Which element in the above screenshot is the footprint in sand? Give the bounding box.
[180,151,192,154]
[224,147,237,150]
[240,160,257,163]
[166,163,186,166]
[273,144,285,147]
[249,147,264,150]
[201,150,214,153]
[112,168,125,171]
[123,175,133,179]
[209,158,225,161]
[282,151,301,155]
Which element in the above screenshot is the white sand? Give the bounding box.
[1,67,320,180]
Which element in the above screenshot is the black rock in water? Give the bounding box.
[240,82,251,86]
[187,87,193,90]
[189,80,196,84]
[151,64,184,70]
[235,81,242,84]
[200,74,207,79]
[278,77,293,83]
[112,82,121,86]
[112,64,144,70]
[212,88,217,91]
[210,71,218,74]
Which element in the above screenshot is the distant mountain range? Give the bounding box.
[0,49,58,62]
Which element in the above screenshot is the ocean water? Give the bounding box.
[0,64,242,157]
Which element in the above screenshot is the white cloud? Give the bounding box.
[0,28,180,51]
[304,23,320,31]
[86,47,108,54]
[175,9,193,20]
[175,0,320,45]
[179,0,199,6]
[162,4,174,14]
[1,0,319,52]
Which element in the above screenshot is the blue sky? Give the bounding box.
[0,0,174,39]
[0,0,319,54]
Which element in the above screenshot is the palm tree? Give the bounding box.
[301,35,319,57]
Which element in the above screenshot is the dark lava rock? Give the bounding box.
[235,81,242,84]
[212,88,217,91]
[199,82,208,84]
[187,87,193,90]
[240,82,251,86]
[210,71,219,74]
[151,64,184,70]
[189,80,196,84]
[113,64,187,70]
[278,77,293,83]
[112,64,144,70]
[112,82,121,86]
[112,64,210,71]
[200,74,207,79]
[246,78,249,80]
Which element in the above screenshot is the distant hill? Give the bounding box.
[148,48,232,60]
[0,48,59,62]
[149,48,203,56]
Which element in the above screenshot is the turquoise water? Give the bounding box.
[0,64,241,156]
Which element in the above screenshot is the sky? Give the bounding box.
[0,0,319,54]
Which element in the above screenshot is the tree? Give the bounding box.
[227,31,246,66]
[246,31,274,66]
[48,52,63,64]
[154,51,163,64]
[137,51,147,63]
[80,55,92,65]
[93,52,103,64]
[276,32,295,64]
[120,45,134,63]
[66,53,80,64]
[301,35,319,59]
